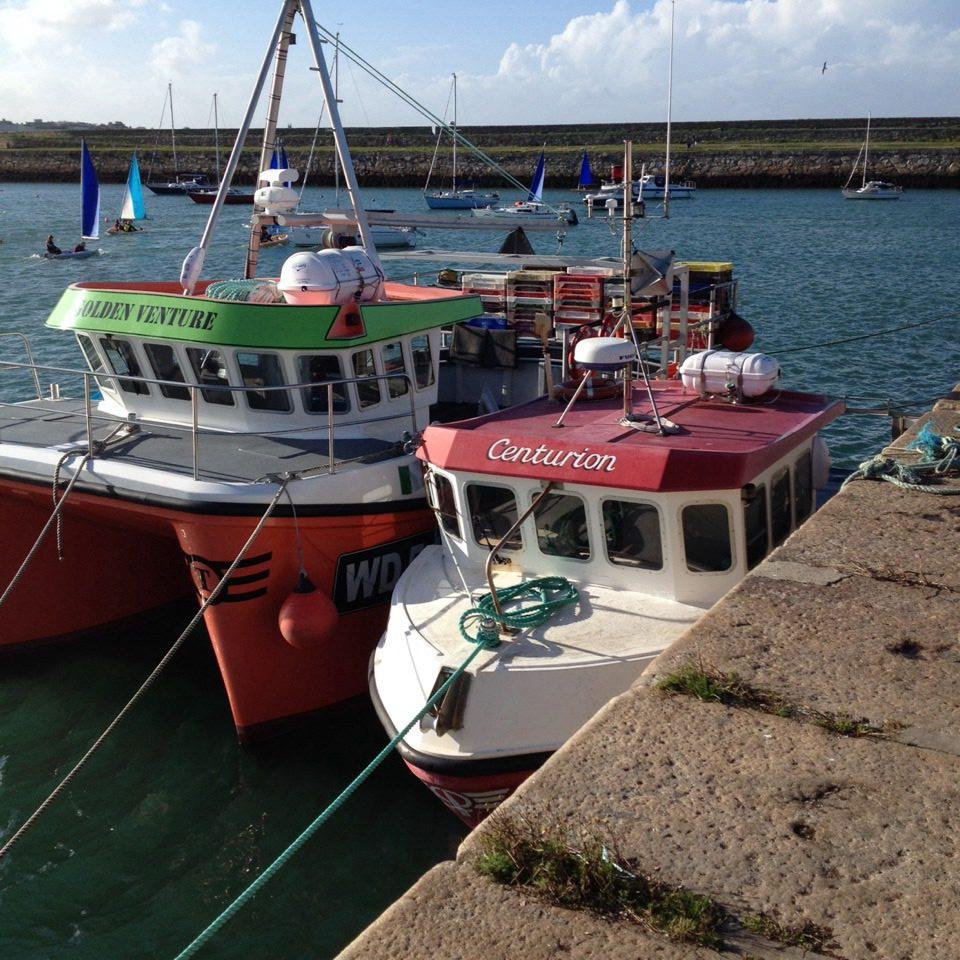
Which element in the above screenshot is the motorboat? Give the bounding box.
[370,332,842,826]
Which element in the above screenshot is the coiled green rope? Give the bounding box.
[459,576,580,643]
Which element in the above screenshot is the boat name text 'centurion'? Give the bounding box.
[487,438,616,472]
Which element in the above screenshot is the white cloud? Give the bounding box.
[0,0,147,51]
[450,0,960,122]
[150,20,215,79]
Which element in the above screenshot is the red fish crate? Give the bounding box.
[553,273,604,311]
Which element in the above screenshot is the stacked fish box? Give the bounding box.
[460,272,508,323]
[506,270,558,337]
[553,272,606,329]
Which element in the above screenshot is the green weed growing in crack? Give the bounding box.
[654,664,893,738]
[474,815,727,949]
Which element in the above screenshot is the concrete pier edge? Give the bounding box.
[337,386,960,960]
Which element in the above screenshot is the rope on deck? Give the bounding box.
[459,576,580,643]
[0,478,290,863]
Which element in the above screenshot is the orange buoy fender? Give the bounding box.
[716,312,755,352]
[278,573,340,650]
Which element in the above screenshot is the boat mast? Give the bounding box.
[451,72,458,193]
[168,81,179,177]
[298,0,379,263]
[245,3,298,279]
[180,1,291,293]
[863,112,871,187]
[213,92,221,185]
[663,0,675,217]
[333,31,341,203]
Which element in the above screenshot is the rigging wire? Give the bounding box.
[773,313,957,355]
[0,481,290,864]
[312,21,565,212]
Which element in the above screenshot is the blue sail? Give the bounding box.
[527,151,545,202]
[120,153,146,221]
[270,139,291,188]
[80,139,100,240]
[577,151,593,189]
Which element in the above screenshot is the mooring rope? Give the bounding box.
[841,424,960,495]
[0,479,290,863]
[172,618,504,960]
[0,451,92,610]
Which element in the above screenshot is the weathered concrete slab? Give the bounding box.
[463,694,960,960]
[647,566,960,755]
[336,859,724,960]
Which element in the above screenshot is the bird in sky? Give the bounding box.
[822,61,828,73]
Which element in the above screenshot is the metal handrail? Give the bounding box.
[0,333,42,398]
[0,357,420,483]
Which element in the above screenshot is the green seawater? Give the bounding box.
[0,182,958,959]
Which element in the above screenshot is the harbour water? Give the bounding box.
[0,182,957,959]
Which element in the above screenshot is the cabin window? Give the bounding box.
[681,503,732,572]
[381,341,409,399]
[297,355,350,414]
[535,492,590,560]
[186,348,234,406]
[411,334,435,389]
[794,451,813,523]
[430,472,461,539]
[352,349,381,408]
[99,337,149,395]
[602,499,663,570]
[144,343,190,401]
[770,469,791,547]
[76,334,112,394]
[467,483,521,550]
[237,352,291,413]
[742,484,769,570]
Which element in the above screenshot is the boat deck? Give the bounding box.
[0,397,401,488]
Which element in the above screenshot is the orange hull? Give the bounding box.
[0,478,434,739]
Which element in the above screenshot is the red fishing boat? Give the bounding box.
[370,340,842,825]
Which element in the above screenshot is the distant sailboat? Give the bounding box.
[841,114,902,200]
[81,140,100,241]
[574,150,594,191]
[472,149,578,224]
[145,83,207,195]
[108,153,147,233]
[44,140,99,258]
[188,93,255,205]
[423,73,499,210]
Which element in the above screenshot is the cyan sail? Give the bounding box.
[527,151,545,202]
[80,139,100,240]
[120,153,146,221]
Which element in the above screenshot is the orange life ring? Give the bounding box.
[554,376,621,402]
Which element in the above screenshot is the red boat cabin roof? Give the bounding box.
[418,380,843,493]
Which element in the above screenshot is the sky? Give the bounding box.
[0,0,957,128]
